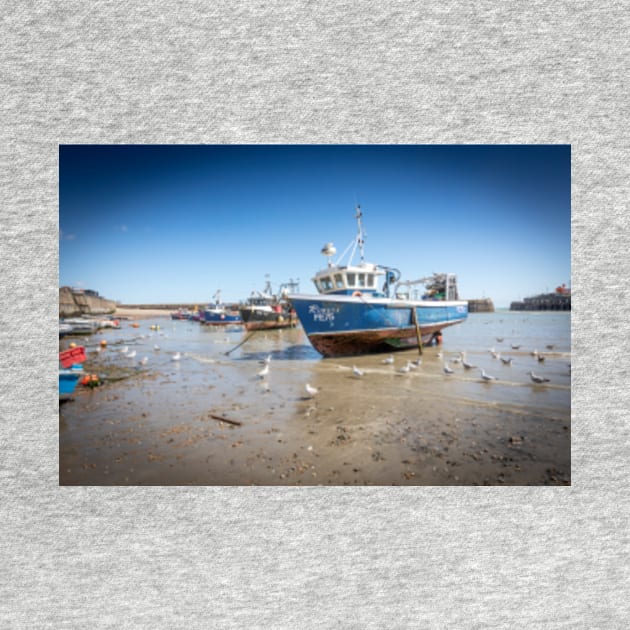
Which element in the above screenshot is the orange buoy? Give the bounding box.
[100,339,107,346]
[69,342,77,348]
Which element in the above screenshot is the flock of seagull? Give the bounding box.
[256,338,558,401]
[100,330,559,400]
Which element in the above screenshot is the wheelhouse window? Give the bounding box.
[358,273,366,288]
[367,274,375,287]
[319,276,334,291]
[334,274,344,289]
[346,273,356,287]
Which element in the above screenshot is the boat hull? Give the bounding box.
[239,308,298,331]
[288,294,468,357]
[201,311,242,326]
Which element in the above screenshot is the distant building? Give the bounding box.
[510,291,571,311]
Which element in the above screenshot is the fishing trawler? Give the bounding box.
[239,277,299,331]
[287,206,468,357]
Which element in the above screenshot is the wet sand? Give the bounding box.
[59,322,570,486]
[114,307,173,319]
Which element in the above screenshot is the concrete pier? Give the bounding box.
[510,293,571,311]
[467,298,495,313]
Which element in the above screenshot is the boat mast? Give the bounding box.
[349,204,366,264]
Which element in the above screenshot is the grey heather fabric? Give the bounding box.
[1,1,628,628]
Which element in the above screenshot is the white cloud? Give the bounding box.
[59,229,76,241]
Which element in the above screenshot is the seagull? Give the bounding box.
[382,355,394,365]
[531,349,539,357]
[480,368,497,381]
[154,344,160,351]
[408,361,418,370]
[398,362,411,374]
[490,350,501,360]
[443,363,454,375]
[529,371,550,384]
[305,383,318,398]
[171,352,181,361]
[451,353,463,364]
[258,363,270,378]
[120,346,128,354]
[546,344,555,350]
[496,337,504,343]
[437,351,443,359]
[126,350,136,359]
[138,356,148,366]
[500,357,513,365]
[511,344,521,350]
[411,358,422,366]
[537,354,546,363]
[264,354,272,364]
[353,365,365,377]
[462,359,476,370]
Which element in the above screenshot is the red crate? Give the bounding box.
[59,346,86,368]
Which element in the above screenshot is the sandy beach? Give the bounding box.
[59,313,571,486]
[114,307,174,319]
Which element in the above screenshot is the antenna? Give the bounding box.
[355,204,365,263]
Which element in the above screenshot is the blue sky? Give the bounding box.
[59,145,570,307]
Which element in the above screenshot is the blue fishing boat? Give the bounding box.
[288,206,468,357]
[201,291,243,326]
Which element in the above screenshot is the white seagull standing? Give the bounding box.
[154,344,160,351]
[171,352,181,361]
[411,358,422,366]
[258,363,270,378]
[305,383,318,398]
[480,368,497,381]
[138,356,148,366]
[382,355,394,365]
[352,365,365,378]
[528,371,550,384]
[126,350,136,359]
[120,346,129,355]
[398,362,411,374]
[443,363,455,375]
[500,357,513,365]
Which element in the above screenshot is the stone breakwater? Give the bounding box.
[467,299,495,313]
[59,287,116,318]
[510,293,571,311]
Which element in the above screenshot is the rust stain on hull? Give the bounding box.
[244,317,299,331]
[308,323,456,357]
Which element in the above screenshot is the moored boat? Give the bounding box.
[59,318,99,335]
[239,278,299,331]
[201,291,242,326]
[171,309,192,320]
[59,346,86,401]
[288,206,468,357]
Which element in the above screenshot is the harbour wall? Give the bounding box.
[510,293,571,311]
[59,287,117,318]
[467,299,495,313]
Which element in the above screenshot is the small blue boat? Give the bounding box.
[201,291,243,326]
[59,369,82,401]
[288,206,468,357]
